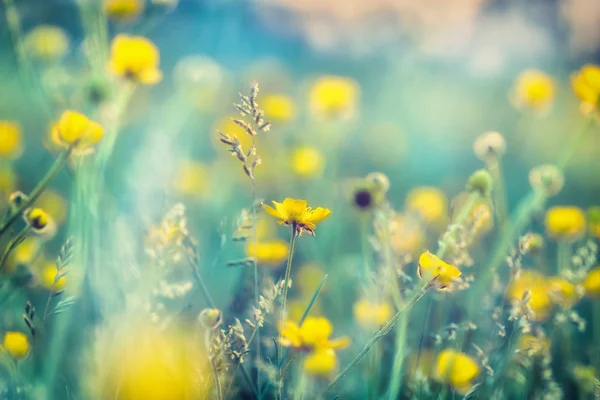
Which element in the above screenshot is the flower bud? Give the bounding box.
[529,164,563,197]
[198,308,222,330]
[466,169,493,197]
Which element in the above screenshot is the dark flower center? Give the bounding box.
[354,190,372,209]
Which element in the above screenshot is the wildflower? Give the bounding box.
[389,214,426,257]
[263,198,331,236]
[172,160,208,197]
[309,75,359,119]
[507,270,553,321]
[279,316,350,351]
[246,240,289,267]
[405,187,448,229]
[34,190,68,226]
[0,121,23,159]
[303,348,337,377]
[466,169,494,197]
[296,263,327,295]
[291,146,325,178]
[587,207,600,238]
[510,69,556,113]
[108,35,162,85]
[547,277,581,309]
[262,94,295,123]
[571,64,600,109]
[51,110,104,154]
[517,333,550,357]
[353,298,393,329]
[105,0,144,21]
[39,262,67,291]
[529,164,564,197]
[473,131,506,160]
[24,208,50,232]
[417,251,462,291]
[2,331,30,359]
[5,237,42,273]
[583,266,600,298]
[351,177,386,212]
[24,25,69,61]
[434,348,480,395]
[545,206,586,242]
[197,308,222,330]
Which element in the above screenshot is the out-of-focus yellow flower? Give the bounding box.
[34,190,68,226]
[296,263,327,295]
[246,240,289,267]
[507,270,553,321]
[405,187,448,229]
[6,237,42,273]
[279,316,350,351]
[545,206,586,242]
[263,198,331,236]
[434,349,480,395]
[511,69,556,113]
[353,298,393,329]
[583,266,600,298]
[172,160,208,197]
[287,297,323,323]
[2,331,30,360]
[309,75,358,120]
[417,251,462,291]
[303,348,337,377]
[389,214,425,257]
[291,146,325,178]
[24,25,69,61]
[25,208,50,232]
[108,35,162,85]
[571,64,600,109]
[0,121,23,159]
[588,207,600,238]
[547,277,581,309]
[262,94,295,123]
[51,111,104,154]
[517,333,551,357]
[105,0,144,21]
[39,262,67,292]
[405,349,436,379]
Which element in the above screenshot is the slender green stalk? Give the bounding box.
[487,156,508,229]
[557,242,570,275]
[386,312,409,399]
[0,225,31,272]
[299,274,328,326]
[437,192,480,259]
[206,331,224,400]
[556,116,597,169]
[186,245,216,309]
[280,224,298,327]
[0,147,73,238]
[325,282,433,392]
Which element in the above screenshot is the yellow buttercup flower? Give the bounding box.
[583,266,600,298]
[507,270,553,321]
[434,349,480,395]
[2,331,30,360]
[245,240,289,267]
[0,121,23,159]
[39,262,67,292]
[545,206,586,242]
[417,251,462,291]
[24,25,69,61]
[405,187,448,229]
[279,316,350,351]
[588,207,600,239]
[353,298,393,329]
[291,146,325,178]
[511,69,556,112]
[571,64,600,109]
[263,198,331,236]
[172,160,208,197]
[25,208,50,232]
[303,348,337,377]
[262,94,295,123]
[309,75,359,119]
[547,277,581,309]
[105,0,144,21]
[108,35,162,85]
[51,110,104,154]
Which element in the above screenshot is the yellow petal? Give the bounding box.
[306,207,331,225]
[299,316,332,346]
[327,336,351,350]
[281,198,307,220]
[138,68,163,85]
[263,203,285,220]
[582,64,600,90]
[303,349,337,377]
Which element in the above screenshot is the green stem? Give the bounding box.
[487,156,508,230]
[556,116,596,169]
[557,242,570,275]
[0,225,31,272]
[386,312,409,399]
[437,192,480,259]
[0,147,72,238]
[240,363,260,399]
[325,282,433,392]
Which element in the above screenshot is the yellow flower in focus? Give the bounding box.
[105,0,144,21]
[262,94,295,123]
[34,190,68,226]
[52,111,104,154]
[296,263,327,295]
[108,35,162,85]
[434,349,480,395]
[24,25,69,61]
[417,251,462,291]
[246,240,289,267]
[517,334,551,357]
[303,348,337,377]
[291,146,325,178]
[583,266,600,298]
[507,270,553,321]
[547,277,581,309]
[405,349,436,379]
[389,214,425,257]
[309,75,359,119]
[353,298,393,329]
[545,206,586,242]
[172,160,208,197]
[263,198,331,236]
[0,121,23,159]
[511,69,556,112]
[588,207,600,238]
[571,64,600,109]
[405,187,448,229]
[279,316,350,351]
[39,262,67,291]
[2,331,30,359]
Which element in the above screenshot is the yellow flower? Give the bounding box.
[245,240,289,267]
[108,35,162,85]
[34,190,68,226]
[51,110,104,154]
[279,316,350,351]
[39,262,67,291]
[105,0,144,21]
[263,198,331,236]
[571,64,600,108]
[588,207,600,239]
[405,187,448,229]
[389,214,426,257]
[25,208,50,232]
[547,277,581,309]
[309,75,359,119]
[517,333,551,358]
[296,263,327,295]
[507,270,553,321]
[417,251,462,291]
[353,298,393,329]
[583,266,600,298]
[545,206,586,242]
[0,121,23,159]
[2,331,30,359]
[6,237,42,272]
[405,349,436,379]
[303,348,337,377]
[291,146,325,178]
[172,160,208,197]
[511,69,556,112]
[434,349,480,395]
[262,94,295,123]
[24,25,69,61]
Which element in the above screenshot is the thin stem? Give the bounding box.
[556,116,596,169]
[557,242,570,275]
[206,331,224,400]
[325,282,433,392]
[487,156,508,230]
[437,192,480,259]
[251,180,261,399]
[0,225,32,272]
[185,244,217,309]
